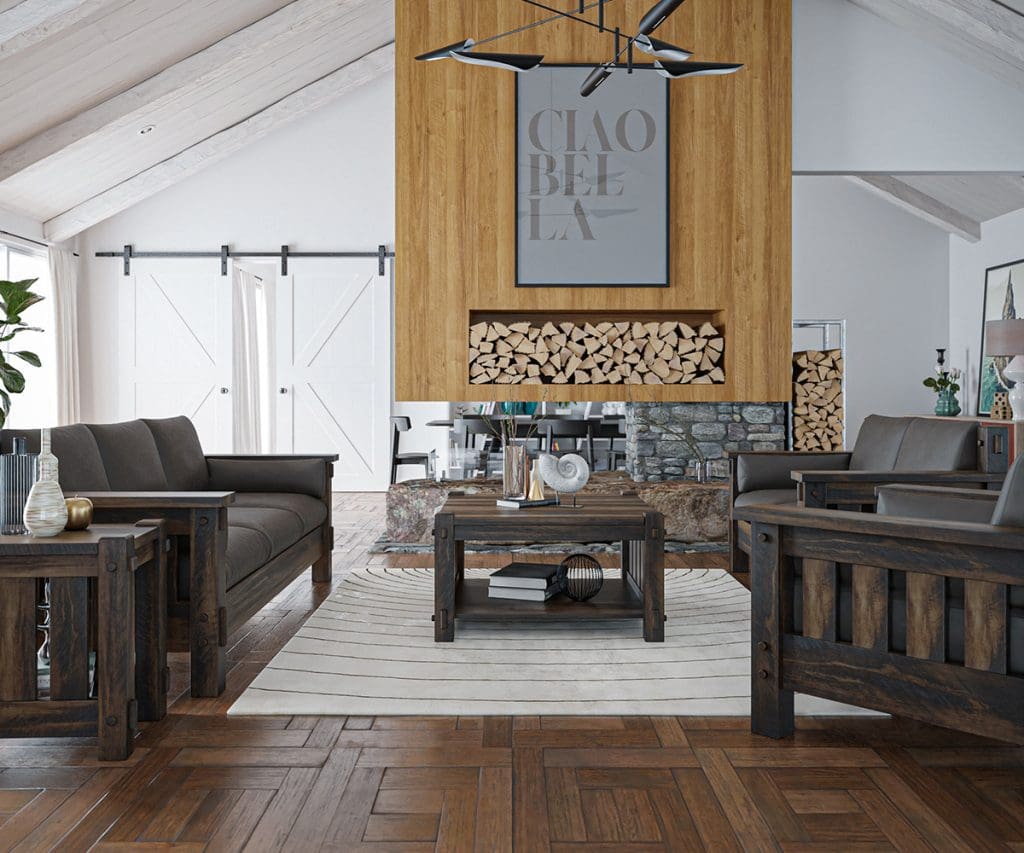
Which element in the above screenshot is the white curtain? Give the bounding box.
[48,247,80,425]
[232,266,262,453]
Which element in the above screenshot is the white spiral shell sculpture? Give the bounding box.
[538,453,590,494]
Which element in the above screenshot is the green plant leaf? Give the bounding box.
[12,351,40,367]
[0,362,25,394]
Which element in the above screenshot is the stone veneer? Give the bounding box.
[626,402,788,482]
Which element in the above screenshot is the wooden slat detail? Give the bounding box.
[0,578,37,702]
[49,577,91,701]
[851,565,888,652]
[964,580,1008,674]
[905,572,946,662]
[801,559,837,641]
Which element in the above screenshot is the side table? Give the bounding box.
[0,522,167,761]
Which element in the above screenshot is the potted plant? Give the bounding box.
[923,351,962,418]
[0,278,44,429]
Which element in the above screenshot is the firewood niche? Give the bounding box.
[468,313,726,386]
[792,349,845,451]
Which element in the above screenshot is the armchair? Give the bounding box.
[730,415,1000,572]
[737,458,1024,744]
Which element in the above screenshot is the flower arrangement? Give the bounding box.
[923,349,962,417]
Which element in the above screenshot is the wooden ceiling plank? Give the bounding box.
[0,0,387,185]
[896,174,1024,223]
[0,0,120,58]
[853,175,982,242]
[42,42,395,243]
[848,0,1024,90]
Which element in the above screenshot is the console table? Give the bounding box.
[432,494,665,642]
[0,523,167,760]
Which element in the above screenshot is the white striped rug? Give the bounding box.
[229,567,874,717]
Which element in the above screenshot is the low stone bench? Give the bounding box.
[380,472,729,553]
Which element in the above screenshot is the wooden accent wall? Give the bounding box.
[396,0,792,402]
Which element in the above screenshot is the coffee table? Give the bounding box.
[432,494,665,642]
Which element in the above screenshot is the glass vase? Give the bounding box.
[0,437,39,535]
[934,388,961,418]
[502,440,529,500]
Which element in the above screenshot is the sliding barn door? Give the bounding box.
[276,259,391,491]
[118,262,233,453]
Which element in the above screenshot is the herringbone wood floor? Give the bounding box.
[1,493,1022,852]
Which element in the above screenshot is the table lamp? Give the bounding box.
[986,319,1024,420]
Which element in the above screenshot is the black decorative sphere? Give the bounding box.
[557,554,604,602]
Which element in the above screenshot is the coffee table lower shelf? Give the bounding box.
[455,578,643,622]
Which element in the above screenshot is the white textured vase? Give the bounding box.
[24,429,67,537]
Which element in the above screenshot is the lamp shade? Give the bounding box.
[655,60,744,78]
[985,319,1024,356]
[637,0,687,36]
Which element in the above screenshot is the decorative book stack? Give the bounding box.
[488,562,562,601]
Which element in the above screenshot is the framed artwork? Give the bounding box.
[978,258,1023,416]
[515,65,670,288]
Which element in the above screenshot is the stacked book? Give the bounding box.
[488,562,562,602]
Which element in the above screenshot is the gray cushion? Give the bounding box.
[876,485,999,524]
[143,416,209,490]
[992,458,1024,528]
[736,453,850,494]
[734,488,798,508]
[207,457,328,499]
[225,527,273,589]
[849,415,913,471]
[87,420,168,491]
[231,493,328,536]
[894,419,977,471]
[1,425,111,492]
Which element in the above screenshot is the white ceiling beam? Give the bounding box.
[852,175,982,242]
[848,0,1024,90]
[43,42,394,243]
[0,0,375,184]
[0,0,117,58]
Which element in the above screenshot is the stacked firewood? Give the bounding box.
[793,349,844,451]
[468,320,726,385]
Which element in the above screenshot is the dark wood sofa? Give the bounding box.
[729,414,1003,573]
[736,457,1024,745]
[2,418,336,697]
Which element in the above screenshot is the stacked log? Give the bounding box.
[793,349,844,451]
[468,320,726,385]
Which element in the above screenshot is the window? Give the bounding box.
[0,243,57,429]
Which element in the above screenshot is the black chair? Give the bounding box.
[594,418,627,471]
[545,420,595,467]
[391,417,433,484]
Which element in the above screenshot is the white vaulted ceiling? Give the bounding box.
[0,0,394,241]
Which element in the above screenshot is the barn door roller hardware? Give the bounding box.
[97,244,396,277]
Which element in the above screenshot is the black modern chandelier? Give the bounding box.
[415,0,743,96]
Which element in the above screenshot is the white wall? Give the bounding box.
[77,72,446,484]
[794,0,1024,172]
[794,177,950,444]
[949,208,1024,415]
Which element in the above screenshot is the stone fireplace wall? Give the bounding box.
[625,403,788,482]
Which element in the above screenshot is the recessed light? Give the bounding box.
[139,125,155,135]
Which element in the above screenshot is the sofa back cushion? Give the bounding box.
[849,415,913,471]
[1,425,111,491]
[992,458,1024,528]
[87,421,168,490]
[736,452,850,494]
[143,417,209,490]
[894,419,977,471]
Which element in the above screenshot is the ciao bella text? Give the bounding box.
[525,107,657,241]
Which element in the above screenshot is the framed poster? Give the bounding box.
[516,65,669,287]
[977,258,1023,415]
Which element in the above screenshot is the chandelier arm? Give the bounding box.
[506,0,617,38]
[473,0,614,47]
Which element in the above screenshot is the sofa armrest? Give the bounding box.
[876,484,999,524]
[81,491,236,509]
[734,452,851,494]
[205,456,335,499]
[792,470,1004,485]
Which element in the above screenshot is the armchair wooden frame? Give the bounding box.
[735,503,1024,745]
[728,450,1005,574]
[80,453,336,698]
